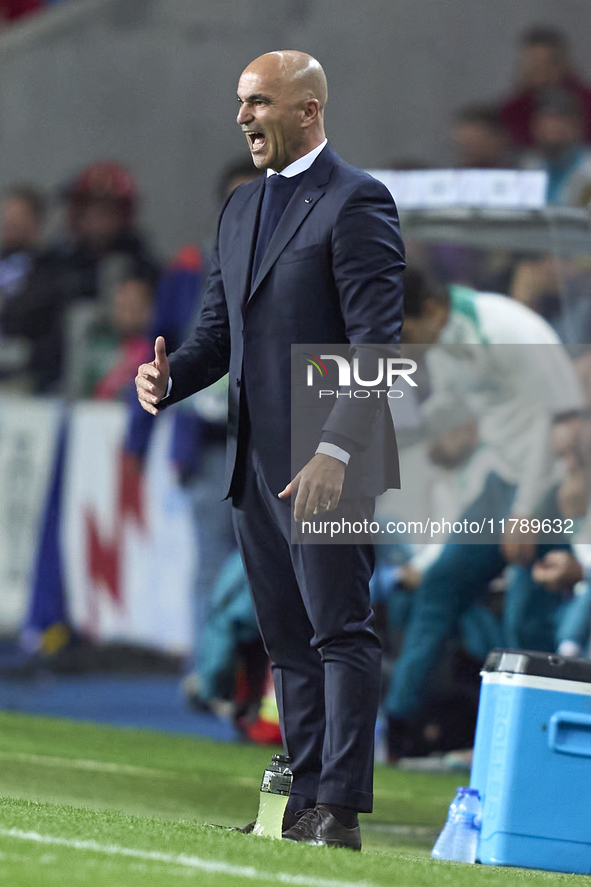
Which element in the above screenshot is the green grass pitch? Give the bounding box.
[0,712,584,885]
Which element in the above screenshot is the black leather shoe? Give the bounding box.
[282,805,361,850]
[236,808,303,834]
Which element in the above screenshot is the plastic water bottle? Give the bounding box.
[431,787,481,863]
[253,754,293,839]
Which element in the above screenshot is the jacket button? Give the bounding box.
[236,378,241,388]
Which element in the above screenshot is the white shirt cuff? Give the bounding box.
[315,442,350,465]
[161,377,172,401]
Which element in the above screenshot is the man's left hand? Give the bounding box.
[279,453,346,522]
[532,550,583,592]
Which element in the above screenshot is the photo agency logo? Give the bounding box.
[302,352,417,398]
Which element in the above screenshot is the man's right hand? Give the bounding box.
[135,336,170,416]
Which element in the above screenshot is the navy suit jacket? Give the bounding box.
[162,144,405,499]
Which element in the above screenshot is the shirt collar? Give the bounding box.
[266,139,328,178]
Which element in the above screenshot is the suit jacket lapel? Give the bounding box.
[236,178,265,308]
[248,144,336,302]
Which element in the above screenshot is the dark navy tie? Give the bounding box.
[251,172,305,284]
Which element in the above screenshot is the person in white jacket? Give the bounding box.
[386,266,584,759]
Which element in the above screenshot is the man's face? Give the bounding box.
[1,197,40,251]
[112,279,153,337]
[236,66,307,172]
[77,198,123,250]
[532,110,581,152]
[453,122,505,168]
[521,45,565,88]
[401,300,449,345]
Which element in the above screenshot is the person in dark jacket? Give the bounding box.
[500,27,591,148]
[1,161,159,392]
[135,50,404,849]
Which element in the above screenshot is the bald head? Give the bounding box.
[245,51,328,109]
[237,50,328,172]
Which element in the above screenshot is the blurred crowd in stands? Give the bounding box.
[4,23,591,760]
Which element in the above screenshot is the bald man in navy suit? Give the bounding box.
[136,50,405,849]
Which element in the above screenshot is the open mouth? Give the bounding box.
[246,131,266,152]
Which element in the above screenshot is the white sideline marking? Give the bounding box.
[0,829,375,887]
[0,750,175,779]
[0,751,258,785]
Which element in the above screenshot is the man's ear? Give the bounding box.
[301,98,320,126]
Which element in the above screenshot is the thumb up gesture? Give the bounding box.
[135,336,170,415]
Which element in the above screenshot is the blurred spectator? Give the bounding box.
[0,0,41,27]
[82,274,154,400]
[521,87,591,205]
[0,185,46,385]
[184,551,265,715]
[453,105,511,168]
[372,541,503,758]
[500,26,591,148]
[510,89,591,328]
[531,412,591,658]
[1,161,159,392]
[551,412,591,521]
[424,106,513,290]
[62,161,159,282]
[0,184,45,306]
[386,267,583,759]
[509,254,573,329]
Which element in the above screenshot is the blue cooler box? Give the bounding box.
[470,649,591,874]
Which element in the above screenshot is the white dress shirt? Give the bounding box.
[267,139,328,178]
